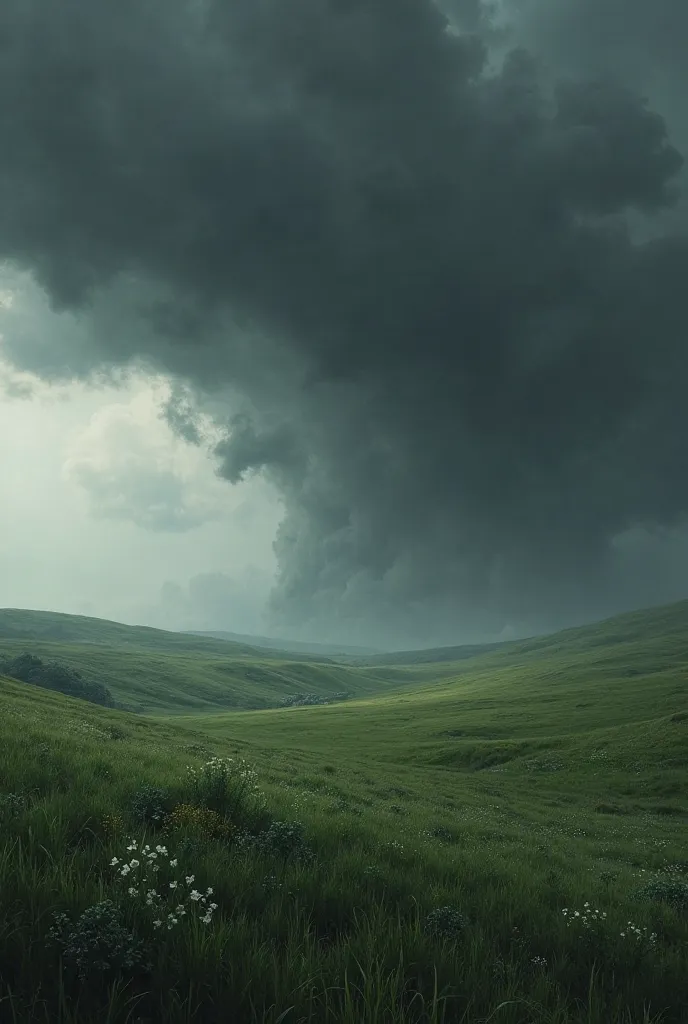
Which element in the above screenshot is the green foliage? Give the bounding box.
[0,790,28,819]
[424,906,467,941]
[164,802,235,842]
[0,651,115,707]
[186,756,261,825]
[47,900,150,981]
[633,876,688,909]
[131,785,169,826]
[253,819,314,861]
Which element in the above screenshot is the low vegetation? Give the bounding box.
[0,651,116,707]
[0,600,687,1022]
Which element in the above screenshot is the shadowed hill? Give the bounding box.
[352,599,688,668]
[0,610,404,713]
[170,598,688,780]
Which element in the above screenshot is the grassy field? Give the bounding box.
[0,601,687,1022]
[0,609,410,712]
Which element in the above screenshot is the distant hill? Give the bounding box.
[184,629,380,658]
[0,608,404,713]
[351,599,688,668]
[0,608,320,662]
[352,640,510,667]
[185,597,688,773]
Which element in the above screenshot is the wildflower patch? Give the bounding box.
[111,838,219,929]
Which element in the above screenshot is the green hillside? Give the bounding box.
[0,638,404,713]
[353,598,688,669]
[0,607,299,659]
[0,608,447,712]
[0,609,414,712]
[166,600,688,787]
[1,600,687,1022]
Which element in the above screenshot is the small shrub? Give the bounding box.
[105,725,127,740]
[599,869,619,885]
[47,900,150,981]
[633,877,688,909]
[0,792,28,819]
[131,785,169,826]
[253,820,314,861]
[0,652,115,707]
[425,906,467,940]
[186,756,261,823]
[164,803,234,843]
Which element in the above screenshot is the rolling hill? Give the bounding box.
[0,608,404,712]
[0,608,296,659]
[165,598,688,792]
[1,598,687,1022]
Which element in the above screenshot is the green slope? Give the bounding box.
[0,638,406,713]
[0,610,413,713]
[1,602,688,1022]
[0,607,272,657]
[353,598,688,668]
[166,598,688,780]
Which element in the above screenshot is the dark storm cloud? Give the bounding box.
[502,0,688,87]
[500,0,688,185]
[1,0,687,644]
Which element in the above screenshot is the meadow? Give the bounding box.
[0,603,686,1023]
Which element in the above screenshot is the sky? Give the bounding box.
[0,0,687,650]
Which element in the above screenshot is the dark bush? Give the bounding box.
[47,901,150,981]
[0,652,115,707]
[240,820,314,862]
[633,877,688,909]
[425,906,467,940]
[131,785,169,826]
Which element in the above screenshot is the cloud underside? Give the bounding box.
[1,0,687,642]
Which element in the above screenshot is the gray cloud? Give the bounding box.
[1,0,687,645]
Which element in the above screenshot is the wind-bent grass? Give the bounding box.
[1,599,687,1022]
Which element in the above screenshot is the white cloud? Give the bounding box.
[61,379,229,532]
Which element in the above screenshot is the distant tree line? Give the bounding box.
[0,652,115,708]
[278,692,351,707]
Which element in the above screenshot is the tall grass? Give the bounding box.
[1,675,686,1023]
